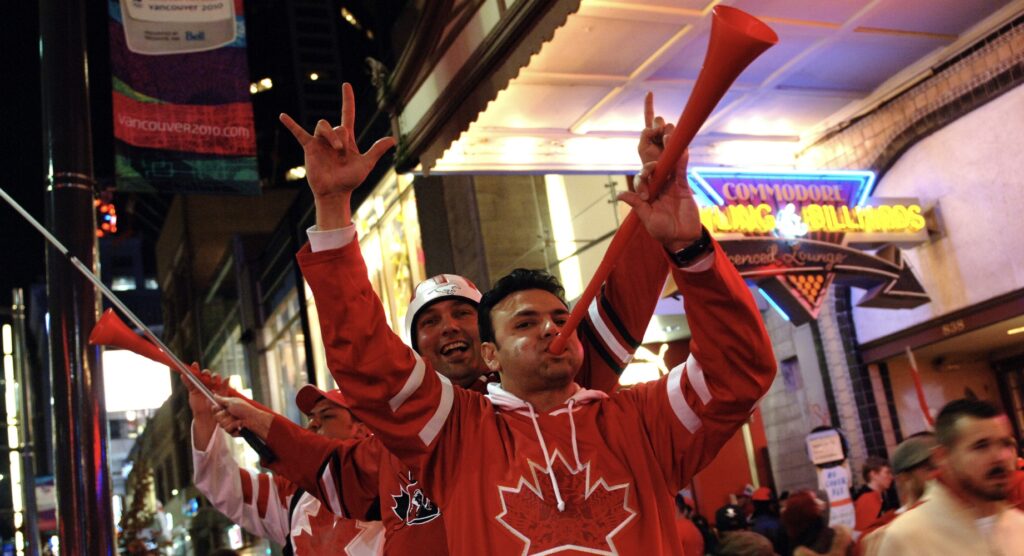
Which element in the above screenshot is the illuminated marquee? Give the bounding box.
[688,168,929,324]
[700,203,926,236]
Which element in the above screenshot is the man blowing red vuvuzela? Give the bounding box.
[278,82,775,553]
[208,86,676,554]
[215,82,775,553]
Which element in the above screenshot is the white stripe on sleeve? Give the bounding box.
[320,463,345,517]
[587,297,632,364]
[667,363,702,433]
[418,374,454,446]
[390,353,426,412]
[686,354,712,405]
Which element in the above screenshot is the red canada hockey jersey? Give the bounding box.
[295,236,775,555]
[191,425,384,554]
[267,225,670,554]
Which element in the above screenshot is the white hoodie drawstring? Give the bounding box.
[527,404,566,512]
[567,399,583,472]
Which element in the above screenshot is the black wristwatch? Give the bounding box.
[666,226,713,267]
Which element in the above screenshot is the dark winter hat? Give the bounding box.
[892,434,938,474]
[715,504,747,532]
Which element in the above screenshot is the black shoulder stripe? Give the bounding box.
[597,284,640,348]
[579,320,624,376]
[317,454,350,519]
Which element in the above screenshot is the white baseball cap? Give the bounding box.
[404,274,483,350]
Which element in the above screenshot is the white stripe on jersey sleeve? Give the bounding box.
[390,353,426,412]
[587,297,632,364]
[685,354,712,405]
[418,374,454,446]
[667,363,702,433]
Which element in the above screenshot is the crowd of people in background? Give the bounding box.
[669,398,1024,555]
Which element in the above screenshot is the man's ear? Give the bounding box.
[481,342,501,372]
[932,444,949,470]
[351,422,372,441]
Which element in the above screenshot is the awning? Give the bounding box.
[396,0,1016,175]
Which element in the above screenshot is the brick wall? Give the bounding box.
[792,16,1024,475]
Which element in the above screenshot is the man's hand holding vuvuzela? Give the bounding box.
[619,91,702,253]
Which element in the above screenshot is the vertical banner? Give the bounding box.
[109,0,259,194]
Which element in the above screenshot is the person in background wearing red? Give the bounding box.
[1008,445,1024,511]
[782,490,853,556]
[853,456,895,533]
[674,493,704,555]
[188,376,384,555]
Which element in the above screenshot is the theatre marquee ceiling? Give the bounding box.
[425,0,1020,174]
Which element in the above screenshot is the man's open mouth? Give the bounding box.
[441,341,470,356]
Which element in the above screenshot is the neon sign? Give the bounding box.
[688,168,929,324]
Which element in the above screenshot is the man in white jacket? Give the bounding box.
[878,398,1024,555]
[187,374,384,555]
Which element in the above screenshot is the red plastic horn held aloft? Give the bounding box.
[549,6,778,354]
[89,308,273,413]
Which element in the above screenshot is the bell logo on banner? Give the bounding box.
[120,0,236,55]
[109,0,259,194]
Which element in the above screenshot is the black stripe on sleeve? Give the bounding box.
[597,285,641,349]
[579,320,625,376]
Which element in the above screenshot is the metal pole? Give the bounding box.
[0,188,276,460]
[39,0,116,551]
[12,289,40,556]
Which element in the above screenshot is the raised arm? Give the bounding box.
[279,82,395,231]
[185,376,294,545]
[614,109,777,486]
[576,93,674,393]
[206,391,383,521]
[263,415,382,521]
[283,84,472,475]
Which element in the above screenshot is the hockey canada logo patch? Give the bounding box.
[392,472,441,526]
[496,452,636,555]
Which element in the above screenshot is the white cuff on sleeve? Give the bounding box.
[307,225,357,252]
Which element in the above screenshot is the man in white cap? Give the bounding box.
[187,375,384,555]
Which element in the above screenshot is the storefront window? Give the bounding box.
[262,290,307,424]
[304,279,336,391]
[302,171,425,390]
[207,325,249,390]
[208,326,260,469]
[543,174,630,301]
[353,171,425,339]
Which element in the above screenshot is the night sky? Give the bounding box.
[1,2,46,298]
[1,0,122,299]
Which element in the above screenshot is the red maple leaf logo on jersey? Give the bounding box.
[291,500,375,555]
[496,451,636,555]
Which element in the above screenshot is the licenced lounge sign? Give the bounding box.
[688,168,929,324]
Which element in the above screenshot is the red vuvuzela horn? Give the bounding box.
[549,6,778,354]
[89,309,273,414]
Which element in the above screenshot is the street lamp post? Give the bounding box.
[39,0,116,551]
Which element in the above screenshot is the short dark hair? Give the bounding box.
[861,456,890,483]
[478,268,566,344]
[936,398,1003,447]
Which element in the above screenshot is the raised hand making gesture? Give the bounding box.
[279,82,396,230]
[618,91,703,253]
